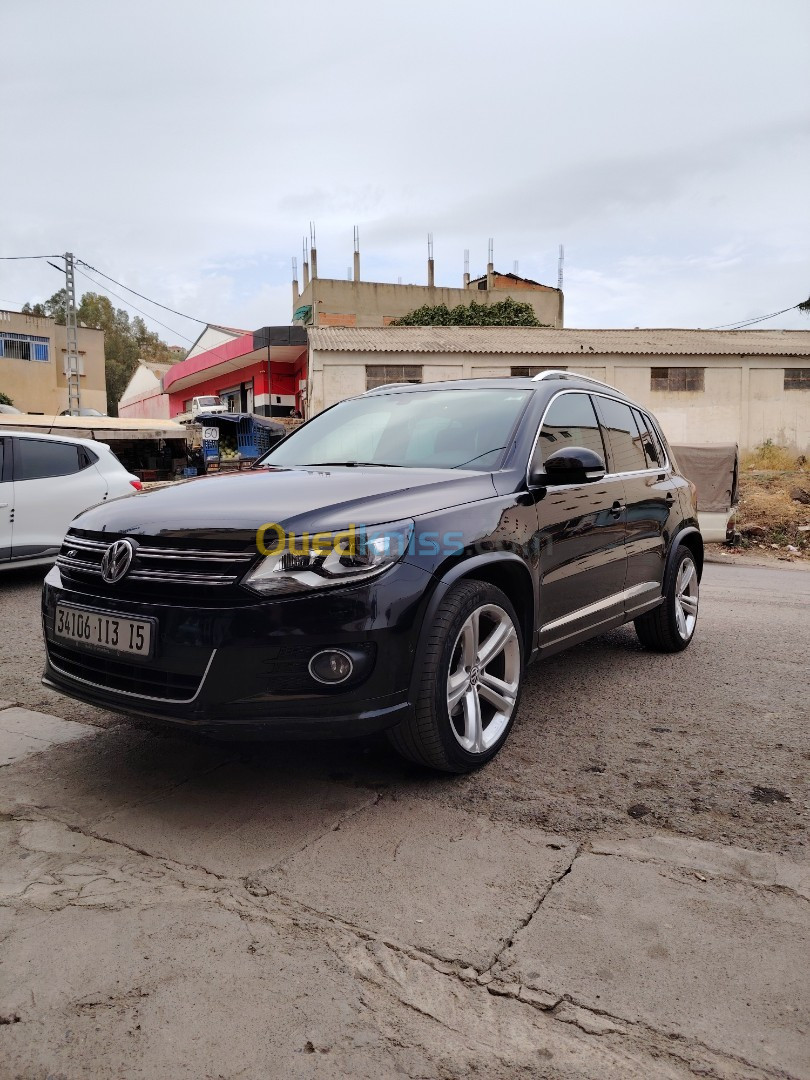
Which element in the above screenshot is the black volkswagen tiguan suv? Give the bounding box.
[42,371,702,772]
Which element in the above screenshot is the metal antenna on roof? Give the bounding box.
[463,249,470,287]
[557,244,565,291]
[513,260,519,275]
[427,233,435,288]
[487,238,494,290]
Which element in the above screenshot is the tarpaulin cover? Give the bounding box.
[194,412,286,436]
[672,444,739,513]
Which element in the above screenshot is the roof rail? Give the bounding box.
[363,382,417,394]
[532,369,616,391]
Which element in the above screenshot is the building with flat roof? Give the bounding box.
[0,309,107,414]
[291,241,563,329]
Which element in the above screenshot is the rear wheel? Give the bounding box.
[634,545,699,653]
[387,580,524,773]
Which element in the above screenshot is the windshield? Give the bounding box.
[260,388,532,471]
[197,396,222,406]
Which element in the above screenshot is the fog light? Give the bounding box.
[308,649,354,685]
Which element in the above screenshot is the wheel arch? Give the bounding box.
[408,553,535,703]
[670,526,704,581]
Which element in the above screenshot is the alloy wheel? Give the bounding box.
[446,603,521,754]
[675,556,699,641]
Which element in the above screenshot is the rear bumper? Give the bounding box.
[41,561,431,738]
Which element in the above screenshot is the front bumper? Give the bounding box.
[41,562,432,738]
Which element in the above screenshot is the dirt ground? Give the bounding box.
[734,462,810,559]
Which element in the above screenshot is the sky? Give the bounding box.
[3,0,809,346]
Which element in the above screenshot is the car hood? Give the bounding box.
[70,466,498,543]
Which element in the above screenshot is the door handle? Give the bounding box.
[609,500,625,518]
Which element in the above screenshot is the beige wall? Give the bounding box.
[295,277,563,330]
[308,347,810,452]
[0,310,107,414]
[749,366,810,451]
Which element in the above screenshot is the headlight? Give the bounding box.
[242,519,414,596]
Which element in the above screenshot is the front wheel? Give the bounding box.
[387,580,524,773]
[634,545,699,653]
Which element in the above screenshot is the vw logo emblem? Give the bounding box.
[101,539,135,584]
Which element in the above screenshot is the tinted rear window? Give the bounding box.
[15,438,81,480]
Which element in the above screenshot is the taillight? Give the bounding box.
[130,480,143,491]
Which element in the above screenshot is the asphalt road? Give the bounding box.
[1,559,808,1078]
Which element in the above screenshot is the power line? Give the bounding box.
[76,259,208,325]
[708,304,799,330]
[54,261,195,344]
[0,254,63,260]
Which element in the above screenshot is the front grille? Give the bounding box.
[56,529,257,604]
[48,641,209,702]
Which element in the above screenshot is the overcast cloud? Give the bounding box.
[3,0,809,345]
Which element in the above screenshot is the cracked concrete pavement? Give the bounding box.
[0,561,808,1078]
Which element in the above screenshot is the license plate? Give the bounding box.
[54,605,153,659]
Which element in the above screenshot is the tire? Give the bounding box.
[387,579,524,773]
[634,545,699,653]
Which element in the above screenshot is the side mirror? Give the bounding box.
[531,446,606,486]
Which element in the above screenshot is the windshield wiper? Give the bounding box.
[300,461,403,468]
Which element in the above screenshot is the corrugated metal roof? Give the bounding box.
[308,326,810,357]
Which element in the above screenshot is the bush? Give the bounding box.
[392,297,546,327]
[0,392,14,407]
[741,439,803,472]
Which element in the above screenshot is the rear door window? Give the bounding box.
[595,397,649,474]
[15,438,82,480]
[632,408,666,469]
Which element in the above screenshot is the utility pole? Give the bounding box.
[64,252,81,415]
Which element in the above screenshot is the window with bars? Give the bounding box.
[365,365,422,390]
[650,366,704,392]
[510,365,566,378]
[0,332,50,362]
[784,369,810,391]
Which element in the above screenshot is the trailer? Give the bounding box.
[672,443,740,543]
[186,412,288,473]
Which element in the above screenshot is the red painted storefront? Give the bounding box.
[163,327,308,419]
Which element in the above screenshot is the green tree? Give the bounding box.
[392,296,547,327]
[0,392,14,406]
[25,289,178,415]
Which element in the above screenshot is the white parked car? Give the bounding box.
[0,431,142,571]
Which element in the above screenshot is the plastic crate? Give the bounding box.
[236,417,260,458]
